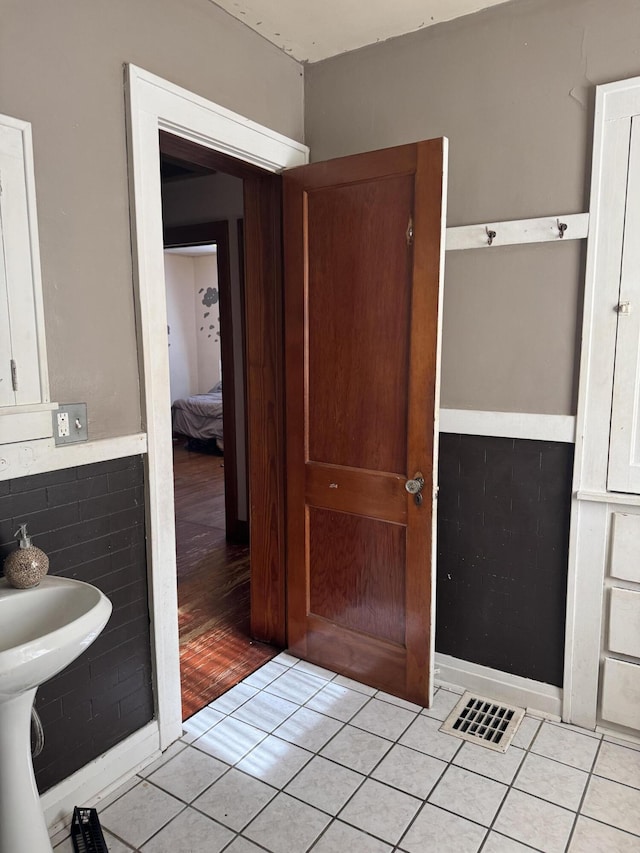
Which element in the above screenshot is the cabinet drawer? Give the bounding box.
[610,513,640,584]
[609,587,640,658]
[601,657,640,730]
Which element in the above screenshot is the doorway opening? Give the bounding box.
[159,138,280,720]
[126,64,309,747]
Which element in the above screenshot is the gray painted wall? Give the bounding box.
[0,0,303,439]
[305,0,640,415]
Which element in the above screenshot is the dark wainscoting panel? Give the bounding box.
[436,434,573,687]
[0,456,152,793]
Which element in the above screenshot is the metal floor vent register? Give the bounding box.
[439,691,525,753]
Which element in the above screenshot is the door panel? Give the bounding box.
[305,463,407,525]
[307,175,413,472]
[308,507,407,645]
[284,140,447,705]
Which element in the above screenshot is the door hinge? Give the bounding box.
[10,359,17,392]
[406,216,414,247]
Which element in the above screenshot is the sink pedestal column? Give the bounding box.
[0,688,53,853]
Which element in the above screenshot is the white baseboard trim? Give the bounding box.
[596,722,640,748]
[435,652,563,718]
[0,433,148,481]
[42,721,160,835]
[439,409,575,443]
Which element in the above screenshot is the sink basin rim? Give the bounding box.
[0,577,108,650]
[0,576,112,698]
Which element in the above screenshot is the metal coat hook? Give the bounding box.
[486,227,497,246]
[557,219,568,238]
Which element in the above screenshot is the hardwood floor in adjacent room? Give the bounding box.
[174,440,278,720]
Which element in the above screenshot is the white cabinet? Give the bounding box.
[570,77,640,735]
[0,114,55,444]
[601,116,640,727]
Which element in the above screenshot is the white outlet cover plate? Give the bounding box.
[53,403,88,445]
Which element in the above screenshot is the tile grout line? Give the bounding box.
[332,773,422,847]
[113,794,190,851]
[562,734,605,852]
[474,715,545,852]
[391,745,460,852]
[557,735,640,849]
[279,690,388,848]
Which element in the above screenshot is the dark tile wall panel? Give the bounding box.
[436,434,573,687]
[0,456,152,794]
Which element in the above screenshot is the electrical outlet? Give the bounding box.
[53,403,88,445]
[57,412,70,437]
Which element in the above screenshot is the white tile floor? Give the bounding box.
[52,652,640,852]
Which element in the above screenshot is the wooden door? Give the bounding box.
[284,139,447,706]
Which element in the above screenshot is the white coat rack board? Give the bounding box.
[445,213,589,250]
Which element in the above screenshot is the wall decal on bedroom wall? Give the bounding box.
[202,287,218,307]
[201,288,220,341]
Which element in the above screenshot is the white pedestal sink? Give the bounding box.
[0,576,112,853]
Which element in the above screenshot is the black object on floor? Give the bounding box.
[70,807,108,853]
[186,437,223,455]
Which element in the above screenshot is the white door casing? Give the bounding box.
[126,64,308,747]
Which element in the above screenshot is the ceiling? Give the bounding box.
[211,0,512,63]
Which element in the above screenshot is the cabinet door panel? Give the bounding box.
[0,202,14,407]
[0,123,42,406]
[608,116,640,493]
